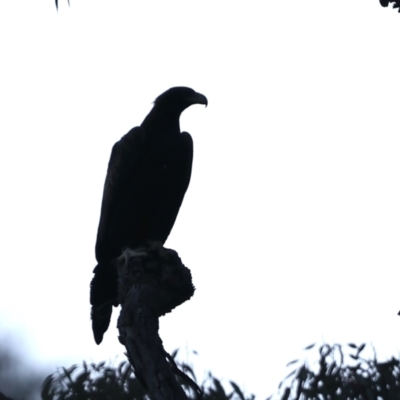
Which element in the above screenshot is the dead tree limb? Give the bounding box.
[116,244,198,400]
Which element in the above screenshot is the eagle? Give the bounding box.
[90,87,207,344]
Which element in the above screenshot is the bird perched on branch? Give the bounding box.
[90,87,207,344]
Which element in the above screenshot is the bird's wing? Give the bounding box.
[158,131,193,236]
[178,131,194,197]
[95,126,144,262]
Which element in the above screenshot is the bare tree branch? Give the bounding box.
[116,245,199,400]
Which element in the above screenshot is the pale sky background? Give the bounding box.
[0,0,400,398]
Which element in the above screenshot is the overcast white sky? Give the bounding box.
[1,0,400,398]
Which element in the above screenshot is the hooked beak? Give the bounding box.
[191,91,208,107]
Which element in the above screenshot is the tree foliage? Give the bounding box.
[2,342,400,399]
[380,0,400,12]
[271,343,400,400]
[41,350,255,400]
[40,343,400,400]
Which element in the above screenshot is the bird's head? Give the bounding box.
[154,87,208,115]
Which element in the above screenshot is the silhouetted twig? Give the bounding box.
[55,0,70,10]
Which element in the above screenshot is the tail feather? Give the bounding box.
[91,302,113,345]
[90,263,118,344]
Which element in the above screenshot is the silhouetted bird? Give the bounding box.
[90,87,207,344]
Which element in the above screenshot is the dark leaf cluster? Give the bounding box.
[379,0,400,12]
[271,343,400,400]
[41,361,147,400]
[41,352,255,400]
